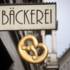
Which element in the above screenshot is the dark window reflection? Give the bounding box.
[5,0,9,3]
[0,0,4,3]
[0,39,13,70]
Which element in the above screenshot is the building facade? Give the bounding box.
[59,47,70,70]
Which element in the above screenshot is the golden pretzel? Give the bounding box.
[18,35,48,64]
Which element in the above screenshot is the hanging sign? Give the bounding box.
[0,3,56,30]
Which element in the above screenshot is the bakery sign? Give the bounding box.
[0,3,56,30]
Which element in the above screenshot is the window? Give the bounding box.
[0,39,13,70]
[0,0,4,3]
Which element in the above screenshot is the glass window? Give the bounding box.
[0,38,13,70]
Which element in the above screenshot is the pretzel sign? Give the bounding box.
[18,35,48,64]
